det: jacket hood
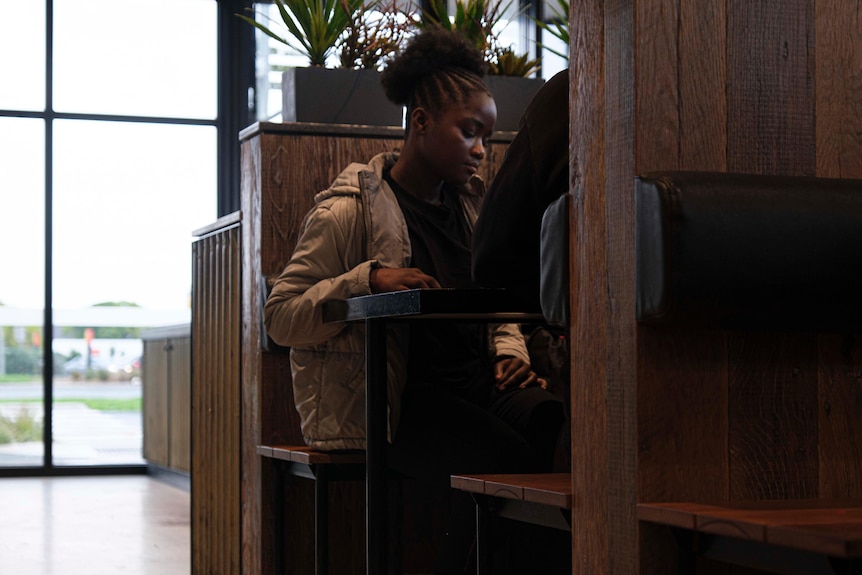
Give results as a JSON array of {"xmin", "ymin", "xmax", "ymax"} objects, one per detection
[
  {"xmin": 314, "ymin": 152, "xmax": 398, "ymax": 203},
  {"xmin": 314, "ymin": 151, "xmax": 485, "ymax": 204}
]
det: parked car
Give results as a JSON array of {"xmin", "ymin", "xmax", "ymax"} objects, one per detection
[{"xmin": 61, "ymin": 355, "xmax": 140, "ymax": 381}]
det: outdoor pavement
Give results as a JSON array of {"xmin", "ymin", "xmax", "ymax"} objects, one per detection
[{"xmin": 0, "ymin": 380, "xmax": 144, "ymax": 467}]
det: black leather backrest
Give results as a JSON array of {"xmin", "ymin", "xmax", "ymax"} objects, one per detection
[
  {"xmin": 635, "ymin": 171, "xmax": 862, "ymax": 333},
  {"xmin": 540, "ymin": 192, "xmax": 572, "ymax": 327}
]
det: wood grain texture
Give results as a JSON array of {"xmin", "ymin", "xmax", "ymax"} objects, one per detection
[
  {"xmin": 637, "ymin": 328, "xmax": 729, "ymax": 501},
  {"xmin": 570, "ymin": 0, "xmax": 861, "ymax": 573},
  {"xmin": 606, "ymin": 0, "xmax": 638, "ymax": 568},
  {"xmin": 639, "ymin": 500, "xmax": 862, "ymax": 558},
  {"xmin": 679, "ymin": 0, "xmax": 726, "ymax": 170},
  {"xmin": 818, "ymin": 335, "xmax": 862, "ymax": 499},
  {"xmin": 727, "ymin": 0, "xmax": 815, "ymax": 176},
  {"xmin": 142, "ymin": 339, "xmax": 169, "ymax": 467},
  {"xmin": 569, "ymin": 0, "xmax": 611, "ymax": 572},
  {"xmin": 815, "ymin": 0, "xmax": 862, "ymax": 178},
  {"xmin": 243, "ymin": 127, "xmax": 406, "ymax": 575},
  {"xmin": 191, "ymin": 224, "xmax": 242, "ymax": 575},
  {"xmin": 169, "ymin": 336, "xmax": 191, "ymax": 472},
  {"xmin": 637, "ymin": 326, "xmax": 728, "ymax": 575},
  {"xmin": 727, "ymin": 332, "xmax": 819, "ymax": 501}
]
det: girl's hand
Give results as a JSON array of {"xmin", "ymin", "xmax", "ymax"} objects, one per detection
[
  {"xmin": 493, "ymin": 357, "xmax": 548, "ymax": 392},
  {"xmin": 370, "ymin": 267, "xmax": 441, "ymax": 293}
]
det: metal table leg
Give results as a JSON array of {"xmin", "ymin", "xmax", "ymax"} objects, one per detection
[{"xmin": 366, "ymin": 317, "xmax": 388, "ymax": 575}]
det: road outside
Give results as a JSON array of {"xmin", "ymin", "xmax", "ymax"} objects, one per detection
[{"xmin": 0, "ymin": 378, "xmax": 144, "ymax": 467}]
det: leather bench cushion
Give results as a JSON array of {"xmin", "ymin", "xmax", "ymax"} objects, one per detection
[{"xmin": 636, "ymin": 171, "xmax": 862, "ymax": 332}]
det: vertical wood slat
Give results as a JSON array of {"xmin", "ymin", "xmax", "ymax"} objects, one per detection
[
  {"xmin": 192, "ymin": 217, "xmax": 242, "ymax": 575},
  {"xmin": 726, "ymin": 0, "xmax": 815, "ymax": 176},
  {"xmin": 169, "ymin": 335, "xmax": 191, "ymax": 473},
  {"xmin": 569, "ymin": 0, "xmax": 610, "ymax": 571},
  {"xmin": 815, "ymin": 0, "xmax": 862, "ymax": 178},
  {"xmin": 572, "ymin": 0, "xmax": 862, "ymax": 574},
  {"xmin": 727, "ymin": 332, "xmax": 820, "ymax": 500},
  {"xmin": 818, "ymin": 335, "xmax": 862, "ymax": 498},
  {"xmin": 142, "ymin": 338, "xmax": 169, "ymax": 467},
  {"xmin": 141, "ymin": 326, "xmax": 191, "ymax": 474}
]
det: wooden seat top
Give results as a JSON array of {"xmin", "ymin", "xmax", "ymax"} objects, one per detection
[
  {"xmin": 451, "ymin": 473, "xmax": 572, "ymax": 510},
  {"xmin": 638, "ymin": 500, "xmax": 862, "ymax": 558},
  {"xmin": 256, "ymin": 445, "xmax": 366, "ymax": 465}
]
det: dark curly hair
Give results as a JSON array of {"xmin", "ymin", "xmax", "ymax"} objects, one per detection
[{"xmin": 381, "ymin": 27, "xmax": 490, "ymax": 119}]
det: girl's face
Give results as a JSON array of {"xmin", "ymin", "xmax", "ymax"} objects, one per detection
[{"xmin": 419, "ymin": 91, "xmax": 497, "ymax": 186}]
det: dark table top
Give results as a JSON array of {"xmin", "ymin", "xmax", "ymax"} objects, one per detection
[{"xmin": 323, "ymin": 288, "xmax": 545, "ymax": 323}]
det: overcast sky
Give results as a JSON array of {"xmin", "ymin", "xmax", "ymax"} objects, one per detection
[{"xmin": 0, "ymin": 0, "xmax": 217, "ymax": 313}]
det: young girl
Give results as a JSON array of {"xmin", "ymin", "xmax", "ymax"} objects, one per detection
[{"xmin": 264, "ymin": 28, "xmax": 564, "ymax": 573}]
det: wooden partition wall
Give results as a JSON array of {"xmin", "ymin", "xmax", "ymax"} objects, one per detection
[
  {"xmin": 236, "ymin": 122, "xmax": 515, "ymax": 575},
  {"xmin": 569, "ymin": 1, "xmax": 862, "ymax": 574},
  {"xmin": 191, "ymin": 213, "xmax": 242, "ymax": 575}
]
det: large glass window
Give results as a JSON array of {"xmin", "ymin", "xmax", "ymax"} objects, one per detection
[
  {"xmin": 0, "ymin": 118, "xmax": 45, "ymax": 466},
  {"xmin": 50, "ymin": 120, "xmax": 215, "ymax": 466},
  {"xmin": 53, "ymin": 0, "xmax": 217, "ymax": 119},
  {"xmin": 0, "ymin": 0, "xmax": 217, "ymax": 471},
  {"xmin": 0, "ymin": 2, "xmax": 46, "ymax": 111}
]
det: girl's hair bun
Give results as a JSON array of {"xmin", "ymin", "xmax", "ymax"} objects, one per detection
[{"xmin": 381, "ymin": 27, "xmax": 487, "ymax": 107}]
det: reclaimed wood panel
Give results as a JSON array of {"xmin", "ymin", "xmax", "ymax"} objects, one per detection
[
  {"xmin": 239, "ymin": 122, "xmax": 515, "ymax": 575},
  {"xmin": 569, "ymin": 0, "xmax": 611, "ymax": 573},
  {"xmin": 727, "ymin": 332, "xmax": 820, "ymax": 500},
  {"xmin": 243, "ymin": 125, "xmax": 402, "ymax": 575},
  {"xmin": 818, "ymin": 335, "xmax": 862, "ymax": 499},
  {"xmin": 632, "ymin": 0, "xmax": 729, "ymax": 572},
  {"xmin": 571, "ymin": 0, "xmax": 862, "ymax": 573},
  {"xmin": 727, "ymin": 0, "xmax": 815, "ymax": 176},
  {"xmin": 815, "ymin": 0, "xmax": 862, "ymax": 179}
]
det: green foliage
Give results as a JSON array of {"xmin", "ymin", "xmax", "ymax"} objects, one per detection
[
  {"xmin": 0, "ymin": 398, "xmax": 142, "ymax": 412},
  {"xmin": 420, "ymin": 0, "xmax": 535, "ymax": 76},
  {"xmin": 531, "ymin": 0, "xmax": 569, "ymax": 61},
  {"xmin": 488, "ymin": 46, "xmax": 540, "ymax": 77},
  {"xmin": 4, "ymin": 347, "xmax": 41, "ymax": 375},
  {"xmin": 60, "ymin": 326, "xmax": 142, "ymax": 338},
  {"xmin": 57, "ymin": 398, "xmax": 142, "ymax": 412},
  {"xmin": 0, "ymin": 374, "xmax": 35, "ymax": 383},
  {"xmin": 422, "ymin": 0, "xmax": 498, "ymax": 57},
  {"xmin": 0, "ymin": 407, "xmax": 43, "ymax": 445},
  {"xmin": 237, "ymin": 0, "xmax": 365, "ymax": 67}
]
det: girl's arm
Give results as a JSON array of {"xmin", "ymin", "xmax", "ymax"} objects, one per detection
[{"xmin": 264, "ymin": 197, "xmax": 373, "ymax": 348}]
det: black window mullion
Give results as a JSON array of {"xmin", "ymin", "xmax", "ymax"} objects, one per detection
[
  {"xmin": 217, "ymin": 0, "xmax": 256, "ymax": 216},
  {"xmin": 43, "ymin": 0, "xmax": 54, "ymax": 469}
]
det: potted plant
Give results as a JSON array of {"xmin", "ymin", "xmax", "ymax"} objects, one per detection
[
  {"xmin": 531, "ymin": 0, "xmax": 569, "ymax": 62},
  {"xmin": 237, "ymin": 0, "xmax": 414, "ymax": 126},
  {"xmin": 420, "ymin": 0, "xmax": 544, "ymax": 131}
]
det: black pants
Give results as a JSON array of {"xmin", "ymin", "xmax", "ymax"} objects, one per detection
[{"xmin": 389, "ymin": 380, "xmax": 565, "ymax": 574}]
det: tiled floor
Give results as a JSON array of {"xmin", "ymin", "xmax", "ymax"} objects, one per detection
[{"xmin": 0, "ymin": 475, "xmax": 190, "ymax": 575}]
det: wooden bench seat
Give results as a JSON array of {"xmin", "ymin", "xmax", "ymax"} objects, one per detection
[
  {"xmin": 451, "ymin": 472, "xmax": 573, "ymax": 510},
  {"xmin": 256, "ymin": 444, "xmax": 365, "ymax": 466},
  {"xmin": 451, "ymin": 473, "xmax": 572, "ymax": 575},
  {"xmin": 257, "ymin": 445, "xmax": 366, "ymax": 575},
  {"xmin": 638, "ymin": 500, "xmax": 862, "ymax": 574}
]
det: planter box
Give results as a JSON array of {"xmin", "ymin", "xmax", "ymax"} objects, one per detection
[
  {"xmin": 485, "ymin": 76, "xmax": 546, "ymax": 132},
  {"xmin": 282, "ymin": 67, "xmax": 404, "ymax": 127}
]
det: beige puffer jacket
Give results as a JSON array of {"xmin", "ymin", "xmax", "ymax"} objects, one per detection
[{"xmin": 263, "ymin": 152, "xmax": 531, "ymax": 450}]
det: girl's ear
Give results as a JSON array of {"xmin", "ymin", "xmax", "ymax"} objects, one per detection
[{"xmin": 410, "ymin": 107, "xmax": 430, "ymax": 133}]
